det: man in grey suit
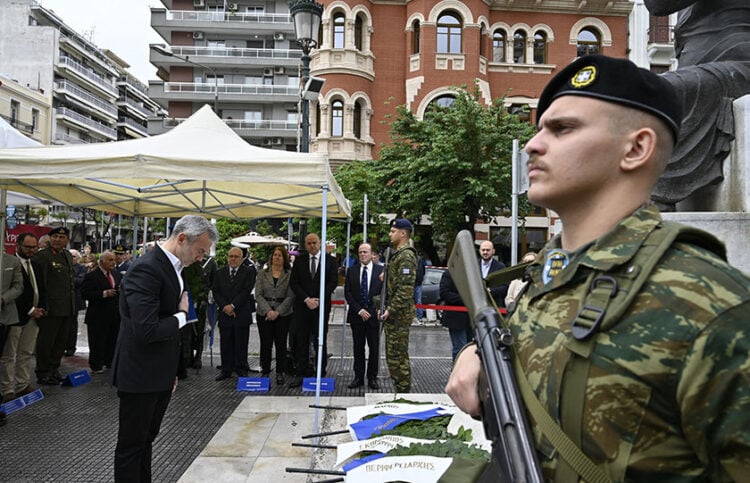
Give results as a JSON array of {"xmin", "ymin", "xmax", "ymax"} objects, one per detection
[
  {"xmin": 1, "ymin": 251, "xmax": 24, "ymax": 405},
  {"xmin": 111, "ymin": 215, "xmax": 217, "ymax": 483},
  {"xmin": 212, "ymin": 247, "xmax": 256, "ymax": 380}
]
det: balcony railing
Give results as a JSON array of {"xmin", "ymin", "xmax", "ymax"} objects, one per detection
[
  {"xmin": 166, "ymin": 9, "xmax": 292, "ymax": 25},
  {"xmin": 56, "ymin": 107, "xmax": 117, "ymax": 138},
  {"xmin": 117, "ymin": 96, "xmax": 152, "ymax": 118},
  {"xmin": 118, "ymin": 117, "xmax": 148, "ymax": 135},
  {"xmin": 155, "ymin": 117, "xmax": 296, "ymax": 131},
  {"xmin": 56, "ymin": 80, "xmax": 118, "ymax": 117},
  {"xmin": 163, "ymin": 82, "xmax": 298, "ymax": 96},
  {"xmin": 117, "ymin": 74, "xmax": 149, "ymax": 97},
  {"xmin": 57, "ymin": 56, "xmax": 118, "ymax": 96},
  {"xmin": 170, "ymin": 46, "xmax": 302, "ymax": 60},
  {"xmin": 54, "ymin": 132, "xmax": 89, "ymax": 144}
]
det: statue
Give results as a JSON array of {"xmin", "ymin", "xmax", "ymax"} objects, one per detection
[{"xmin": 646, "ymin": 0, "xmax": 750, "ymax": 207}]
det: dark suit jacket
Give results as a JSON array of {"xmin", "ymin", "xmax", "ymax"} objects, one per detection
[
  {"xmin": 290, "ymin": 252, "xmax": 338, "ymax": 309},
  {"xmin": 111, "ymin": 246, "xmax": 183, "ymax": 393},
  {"xmin": 439, "ymin": 270, "xmax": 470, "ymax": 330},
  {"xmin": 81, "ymin": 268, "xmax": 121, "ymax": 326},
  {"xmin": 212, "ymin": 264, "xmax": 256, "ymax": 324},
  {"xmin": 344, "ymin": 262, "xmax": 383, "ymax": 324},
  {"xmin": 483, "ymin": 258, "xmax": 508, "ymax": 307},
  {"xmin": 15, "ymin": 257, "xmax": 47, "ymax": 326}
]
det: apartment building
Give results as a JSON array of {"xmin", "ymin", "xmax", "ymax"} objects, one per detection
[
  {"xmin": 148, "ymin": 0, "xmax": 302, "ymax": 149},
  {"xmin": 0, "ymin": 0, "xmax": 160, "ymax": 145},
  {"xmin": 0, "ymin": 74, "xmax": 51, "ymax": 145}
]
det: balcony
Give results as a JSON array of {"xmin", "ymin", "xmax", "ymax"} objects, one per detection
[
  {"xmin": 116, "ymin": 96, "xmax": 152, "ymax": 121},
  {"xmin": 56, "ymin": 56, "xmax": 118, "ymax": 97},
  {"xmin": 148, "ymin": 81, "xmax": 298, "ymax": 105},
  {"xmin": 147, "ymin": 116, "xmax": 296, "ymax": 138},
  {"xmin": 54, "ymin": 132, "xmax": 89, "ymax": 145},
  {"xmin": 151, "ymin": 8, "xmax": 294, "ymax": 38},
  {"xmin": 117, "ymin": 116, "xmax": 148, "ymax": 138},
  {"xmin": 647, "ymin": 23, "xmax": 675, "ymax": 67},
  {"xmin": 117, "ymin": 75, "xmax": 150, "ymax": 101},
  {"xmin": 56, "ymin": 107, "xmax": 117, "ymax": 140},
  {"xmin": 151, "ymin": 45, "xmax": 302, "ymax": 70},
  {"xmin": 54, "ymin": 80, "xmax": 118, "ymax": 119}
]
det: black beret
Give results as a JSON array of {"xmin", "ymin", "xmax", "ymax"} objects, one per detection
[
  {"xmin": 536, "ymin": 55, "xmax": 682, "ymax": 142},
  {"xmin": 391, "ymin": 218, "xmax": 413, "ymax": 232},
  {"xmin": 48, "ymin": 226, "xmax": 70, "ymax": 237},
  {"xmin": 113, "ymin": 243, "xmax": 127, "ymax": 254}
]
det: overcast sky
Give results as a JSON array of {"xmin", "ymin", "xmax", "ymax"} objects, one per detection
[{"xmin": 40, "ymin": 0, "xmax": 163, "ymax": 83}]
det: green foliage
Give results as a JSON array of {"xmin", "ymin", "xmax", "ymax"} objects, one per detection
[
  {"xmin": 214, "ymin": 218, "xmax": 249, "ymax": 264},
  {"xmin": 386, "ymin": 439, "xmax": 490, "ymax": 462},
  {"xmin": 371, "ymin": 85, "xmax": 536, "ymax": 243},
  {"xmin": 376, "ymin": 415, "xmax": 467, "ymax": 441}
]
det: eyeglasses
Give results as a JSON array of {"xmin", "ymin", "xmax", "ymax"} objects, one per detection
[{"xmin": 21, "ymin": 245, "xmax": 38, "ymax": 250}]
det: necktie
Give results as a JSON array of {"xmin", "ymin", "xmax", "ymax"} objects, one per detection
[
  {"xmin": 27, "ymin": 259, "xmax": 39, "ymax": 307},
  {"xmin": 106, "ymin": 271, "xmax": 115, "ymax": 289},
  {"xmin": 230, "ymin": 268, "xmax": 237, "ymax": 281},
  {"xmin": 310, "ymin": 255, "xmax": 317, "ymax": 277},
  {"xmin": 360, "ymin": 266, "xmax": 369, "ymax": 307}
]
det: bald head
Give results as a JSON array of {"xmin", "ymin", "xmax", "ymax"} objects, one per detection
[
  {"xmin": 479, "ymin": 241, "xmax": 495, "ymax": 262},
  {"xmin": 227, "ymin": 247, "xmax": 244, "ymax": 268}
]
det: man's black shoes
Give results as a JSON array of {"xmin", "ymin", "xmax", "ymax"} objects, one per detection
[
  {"xmin": 368, "ymin": 379, "xmax": 380, "ymax": 390},
  {"xmin": 347, "ymin": 379, "xmax": 364, "ymax": 389},
  {"xmin": 288, "ymin": 377, "xmax": 303, "ymax": 388},
  {"xmin": 215, "ymin": 372, "xmax": 231, "ymax": 381}
]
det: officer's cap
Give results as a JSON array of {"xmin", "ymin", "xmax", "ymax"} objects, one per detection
[
  {"xmin": 536, "ymin": 55, "xmax": 682, "ymax": 142},
  {"xmin": 113, "ymin": 243, "xmax": 127, "ymax": 254},
  {"xmin": 48, "ymin": 226, "xmax": 70, "ymax": 237},
  {"xmin": 391, "ymin": 218, "xmax": 413, "ymax": 233}
]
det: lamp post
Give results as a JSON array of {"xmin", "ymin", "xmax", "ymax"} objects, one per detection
[
  {"xmin": 290, "ymin": 0, "xmax": 323, "ymax": 153},
  {"xmin": 152, "ymin": 45, "xmax": 219, "ymax": 114}
]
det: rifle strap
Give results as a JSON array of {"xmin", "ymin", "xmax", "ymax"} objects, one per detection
[{"xmin": 514, "ymin": 353, "xmax": 612, "ymax": 483}]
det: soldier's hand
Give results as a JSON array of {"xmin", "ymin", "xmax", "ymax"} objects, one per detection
[{"xmin": 445, "ymin": 345, "xmax": 482, "ymax": 418}]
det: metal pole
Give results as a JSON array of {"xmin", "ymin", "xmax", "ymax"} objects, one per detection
[
  {"xmin": 338, "ymin": 218, "xmax": 351, "ymax": 375},
  {"xmin": 511, "ymin": 139, "xmax": 519, "ymax": 266},
  {"xmin": 314, "ymin": 186, "xmax": 329, "ymax": 432},
  {"xmin": 300, "ymin": 49, "xmax": 311, "ymax": 153},
  {"xmin": 362, "ymin": 193, "xmax": 368, "ymax": 242}
]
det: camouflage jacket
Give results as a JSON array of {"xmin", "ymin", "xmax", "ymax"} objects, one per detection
[
  {"xmin": 510, "ymin": 205, "xmax": 750, "ymax": 482},
  {"xmin": 385, "ymin": 242, "xmax": 417, "ymax": 321}
]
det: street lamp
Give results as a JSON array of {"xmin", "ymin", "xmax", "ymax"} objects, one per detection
[
  {"xmin": 152, "ymin": 44, "xmax": 219, "ymax": 114},
  {"xmin": 290, "ymin": 0, "xmax": 323, "ymax": 153}
]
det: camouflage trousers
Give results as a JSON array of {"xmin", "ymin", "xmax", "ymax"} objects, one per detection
[{"xmin": 383, "ymin": 317, "xmax": 411, "ymax": 392}]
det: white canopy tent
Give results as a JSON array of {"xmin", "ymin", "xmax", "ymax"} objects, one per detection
[{"xmin": 0, "ymin": 105, "xmax": 350, "ymax": 220}]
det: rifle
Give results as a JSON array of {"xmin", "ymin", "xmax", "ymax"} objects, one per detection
[
  {"xmin": 448, "ymin": 230, "xmax": 543, "ymax": 483},
  {"xmin": 377, "ymin": 247, "xmax": 391, "ymax": 333}
]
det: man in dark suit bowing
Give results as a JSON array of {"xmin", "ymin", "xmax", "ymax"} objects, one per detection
[
  {"xmin": 81, "ymin": 250, "xmax": 121, "ymax": 374},
  {"xmin": 111, "ymin": 215, "xmax": 217, "ymax": 483},
  {"xmin": 343, "ymin": 242, "xmax": 383, "ymax": 390},
  {"xmin": 289, "ymin": 233, "xmax": 338, "ymax": 387},
  {"xmin": 212, "ymin": 246, "xmax": 256, "ymax": 380}
]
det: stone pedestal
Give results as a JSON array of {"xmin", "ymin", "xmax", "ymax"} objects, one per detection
[{"xmin": 664, "ymin": 95, "xmax": 749, "ymax": 274}]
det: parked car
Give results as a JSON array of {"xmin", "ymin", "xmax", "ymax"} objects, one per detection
[{"xmin": 420, "ymin": 266, "xmax": 447, "ymax": 320}]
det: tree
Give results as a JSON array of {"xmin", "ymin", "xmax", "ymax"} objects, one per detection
[{"xmin": 372, "ymin": 86, "xmax": 536, "ymax": 254}]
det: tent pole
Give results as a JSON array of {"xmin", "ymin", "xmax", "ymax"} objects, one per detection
[
  {"xmin": 131, "ymin": 215, "xmax": 139, "ymax": 258},
  {"xmin": 313, "ymin": 185, "xmax": 329, "ymax": 433},
  {"xmin": 0, "ymin": 189, "xmax": 6, "ymax": 291},
  {"xmin": 338, "ymin": 218, "xmax": 351, "ymax": 376}
]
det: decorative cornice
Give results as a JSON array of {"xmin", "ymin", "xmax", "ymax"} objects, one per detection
[{"xmin": 369, "ymin": 0, "xmax": 633, "ymax": 16}]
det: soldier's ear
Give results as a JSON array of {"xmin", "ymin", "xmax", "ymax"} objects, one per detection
[{"xmin": 620, "ymin": 127, "xmax": 656, "ymax": 173}]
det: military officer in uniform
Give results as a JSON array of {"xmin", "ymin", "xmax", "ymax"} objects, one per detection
[
  {"xmin": 446, "ymin": 55, "xmax": 750, "ymax": 480},
  {"xmin": 32, "ymin": 227, "xmax": 76, "ymax": 385},
  {"xmin": 378, "ymin": 218, "xmax": 418, "ymax": 393}
]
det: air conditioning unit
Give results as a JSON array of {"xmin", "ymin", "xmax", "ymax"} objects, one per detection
[
  {"xmin": 274, "ymin": 33, "xmax": 285, "ymax": 41},
  {"xmin": 263, "ymin": 138, "xmax": 273, "ymax": 146},
  {"xmin": 228, "ymin": 3, "xmax": 239, "ymax": 11},
  {"xmin": 274, "ymin": 66, "xmax": 285, "ymax": 75},
  {"xmin": 263, "ymin": 67, "xmax": 274, "ymax": 76},
  {"xmin": 272, "ymin": 137, "xmax": 283, "ymax": 145},
  {"xmin": 193, "ymin": 0, "xmax": 205, "ymax": 7},
  {"xmin": 192, "ymin": 31, "xmax": 205, "ymax": 40}
]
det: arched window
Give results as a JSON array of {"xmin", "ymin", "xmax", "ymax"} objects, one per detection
[
  {"xmin": 353, "ymin": 101, "xmax": 362, "ymax": 139},
  {"xmin": 354, "ymin": 14, "xmax": 364, "ymax": 51},
  {"xmin": 479, "ymin": 26, "xmax": 486, "ymax": 58},
  {"xmin": 513, "ymin": 30, "xmax": 526, "ymax": 63},
  {"xmin": 331, "ymin": 99, "xmax": 344, "ymax": 136},
  {"xmin": 412, "ymin": 20, "xmax": 420, "ymax": 54},
  {"xmin": 429, "ymin": 94, "xmax": 456, "ymax": 110},
  {"xmin": 436, "ymin": 12, "xmax": 462, "ymax": 54},
  {"xmin": 533, "ymin": 32, "xmax": 547, "ymax": 64},
  {"xmin": 333, "ymin": 13, "xmax": 345, "ymax": 49},
  {"xmin": 577, "ymin": 28, "xmax": 600, "ymax": 57},
  {"xmin": 492, "ymin": 29, "xmax": 506, "ymax": 62}
]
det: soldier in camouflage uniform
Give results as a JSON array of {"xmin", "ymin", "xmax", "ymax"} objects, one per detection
[
  {"xmin": 446, "ymin": 55, "xmax": 750, "ymax": 481},
  {"xmin": 380, "ymin": 218, "xmax": 418, "ymax": 393}
]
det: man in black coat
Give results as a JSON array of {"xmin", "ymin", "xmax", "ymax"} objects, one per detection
[
  {"xmin": 478, "ymin": 241, "xmax": 507, "ymax": 306},
  {"xmin": 289, "ymin": 233, "xmax": 338, "ymax": 387},
  {"xmin": 111, "ymin": 215, "xmax": 217, "ymax": 483},
  {"xmin": 81, "ymin": 251, "xmax": 121, "ymax": 373},
  {"xmin": 212, "ymin": 247, "xmax": 256, "ymax": 380},
  {"xmin": 343, "ymin": 242, "xmax": 383, "ymax": 390}
]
